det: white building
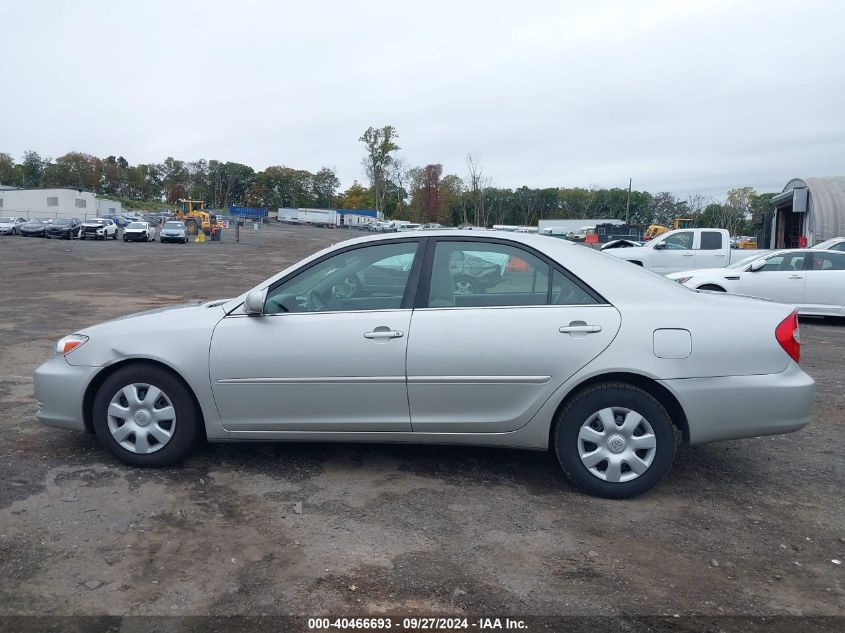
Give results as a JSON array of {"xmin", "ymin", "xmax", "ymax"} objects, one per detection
[
  {"xmin": 538, "ymin": 218, "xmax": 623, "ymax": 234},
  {"xmin": 0, "ymin": 188, "xmax": 122, "ymax": 220}
]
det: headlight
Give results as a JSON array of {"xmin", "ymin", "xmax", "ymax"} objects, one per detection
[
  {"xmin": 675, "ymin": 277, "xmax": 693, "ymax": 284},
  {"xmin": 56, "ymin": 334, "xmax": 88, "ymax": 355}
]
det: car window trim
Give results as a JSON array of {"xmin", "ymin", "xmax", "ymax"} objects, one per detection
[
  {"xmin": 252, "ymin": 237, "xmax": 428, "ymax": 315},
  {"xmin": 413, "ymin": 235, "xmax": 608, "ymax": 309}
]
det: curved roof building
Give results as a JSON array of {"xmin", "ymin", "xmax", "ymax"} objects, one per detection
[{"xmin": 769, "ymin": 176, "xmax": 845, "ymax": 247}]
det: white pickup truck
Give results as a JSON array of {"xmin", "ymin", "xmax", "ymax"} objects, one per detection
[{"xmin": 606, "ymin": 228, "xmax": 768, "ymax": 274}]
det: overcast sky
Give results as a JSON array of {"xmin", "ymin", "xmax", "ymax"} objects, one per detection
[{"xmin": 2, "ymin": 0, "xmax": 844, "ymax": 199}]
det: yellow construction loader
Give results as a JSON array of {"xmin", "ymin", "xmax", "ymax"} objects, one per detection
[{"xmin": 174, "ymin": 199, "xmax": 217, "ymax": 235}]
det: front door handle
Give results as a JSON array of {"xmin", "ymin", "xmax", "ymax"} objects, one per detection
[
  {"xmin": 559, "ymin": 324, "xmax": 602, "ymax": 334},
  {"xmin": 788, "ymin": 275, "xmax": 803, "ymax": 280},
  {"xmin": 682, "ymin": 253, "xmax": 694, "ymax": 257},
  {"xmin": 364, "ymin": 328, "xmax": 404, "ymax": 340}
]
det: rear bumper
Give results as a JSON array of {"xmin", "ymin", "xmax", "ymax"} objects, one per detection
[
  {"xmin": 33, "ymin": 356, "xmax": 100, "ymax": 432},
  {"xmin": 660, "ymin": 362, "xmax": 815, "ymax": 444}
]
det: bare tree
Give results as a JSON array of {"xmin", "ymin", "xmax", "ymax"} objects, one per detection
[
  {"xmin": 686, "ymin": 193, "xmax": 710, "ymax": 226},
  {"xmin": 466, "ymin": 154, "xmax": 490, "ymax": 227},
  {"xmin": 389, "ymin": 156, "xmax": 409, "ymax": 216}
]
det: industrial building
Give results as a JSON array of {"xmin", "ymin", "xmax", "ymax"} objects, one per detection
[
  {"xmin": 0, "ymin": 188, "xmax": 123, "ymax": 220},
  {"xmin": 762, "ymin": 176, "xmax": 845, "ymax": 248}
]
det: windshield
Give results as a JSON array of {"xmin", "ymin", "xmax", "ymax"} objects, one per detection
[
  {"xmin": 54, "ymin": 219, "xmax": 72, "ymax": 225},
  {"xmin": 164, "ymin": 222, "xmax": 184, "ymax": 229},
  {"xmin": 127, "ymin": 222, "xmax": 145, "ymax": 229},
  {"xmin": 0, "ymin": 217, "xmax": 14, "ymax": 223},
  {"xmin": 728, "ymin": 253, "xmax": 768, "ymax": 269}
]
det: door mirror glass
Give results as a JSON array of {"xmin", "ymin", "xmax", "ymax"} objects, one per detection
[
  {"xmin": 749, "ymin": 259, "xmax": 766, "ymax": 272},
  {"xmin": 244, "ymin": 289, "xmax": 267, "ymax": 314}
]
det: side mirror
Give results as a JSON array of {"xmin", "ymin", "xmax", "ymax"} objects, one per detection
[
  {"xmin": 244, "ymin": 289, "xmax": 267, "ymax": 315},
  {"xmin": 749, "ymin": 259, "xmax": 766, "ymax": 272},
  {"xmin": 653, "ymin": 242, "xmax": 666, "ymax": 250}
]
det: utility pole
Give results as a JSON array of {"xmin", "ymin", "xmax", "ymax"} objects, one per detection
[{"xmin": 625, "ymin": 178, "xmax": 632, "ymax": 224}]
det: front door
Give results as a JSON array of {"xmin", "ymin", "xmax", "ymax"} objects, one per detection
[
  {"xmin": 651, "ymin": 230, "xmax": 695, "ymax": 273},
  {"xmin": 406, "ymin": 239, "xmax": 621, "ymax": 433},
  {"xmin": 739, "ymin": 251, "xmax": 808, "ymax": 305},
  {"xmin": 209, "ymin": 240, "xmax": 423, "ymax": 432}
]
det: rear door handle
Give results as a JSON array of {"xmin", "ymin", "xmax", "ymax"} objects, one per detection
[
  {"xmin": 682, "ymin": 253, "xmax": 694, "ymax": 257},
  {"xmin": 789, "ymin": 275, "xmax": 803, "ymax": 280},
  {"xmin": 559, "ymin": 325, "xmax": 602, "ymax": 334},
  {"xmin": 364, "ymin": 329, "xmax": 404, "ymax": 339}
]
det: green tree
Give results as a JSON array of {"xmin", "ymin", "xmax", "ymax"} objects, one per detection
[
  {"xmin": 0, "ymin": 153, "xmax": 17, "ymax": 186},
  {"xmin": 360, "ymin": 125, "xmax": 399, "ymax": 214},
  {"xmin": 312, "ymin": 167, "xmax": 340, "ymax": 208},
  {"xmin": 20, "ymin": 151, "xmax": 44, "ymax": 187}
]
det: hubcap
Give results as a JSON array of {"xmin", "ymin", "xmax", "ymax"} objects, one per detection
[
  {"xmin": 107, "ymin": 383, "xmax": 177, "ymax": 454},
  {"xmin": 454, "ymin": 280, "xmax": 474, "ymax": 295},
  {"xmin": 577, "ymin": 407, "xmax": 657, "ymax": 483}
]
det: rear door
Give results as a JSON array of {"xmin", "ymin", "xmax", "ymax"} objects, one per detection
[
  {"xmin": 803, "ymin": 251, "xmax": 845, "ymax": 315},
  {"xmin": 694, "ymin": 230, "xmax": 727, "ymax": 269},
  {"xmin": 406, "ymin": 238, "xmax": 621, "ymax": 433},
  {"xmin": 738, "ymin": 251, "xmax": 808, "ymax": 305}
]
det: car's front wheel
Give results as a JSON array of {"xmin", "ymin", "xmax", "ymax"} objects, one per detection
[
  {"xmin": 553, "ymin": 382, "xmax": 676, "ymax": 499},
  {"xmin": 454, "ymin": 276, "xmax": 478, "ymax": 295},
  {"xmin": 92, "ymin": 364, "xmax": 201, "ymax": 467}
]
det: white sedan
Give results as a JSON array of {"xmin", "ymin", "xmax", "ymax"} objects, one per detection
[
  {"xmin": 123, "ymin": 221, "xmax": 156, "ymax": 242},
  {"xmin": 667, "ymin": 249, "xmax": 845, "ymax": 317}
]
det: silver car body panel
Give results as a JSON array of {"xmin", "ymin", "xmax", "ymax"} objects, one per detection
[{"xmin": 34, "ymin": 231, "xmax": 815, "ymax": 448}]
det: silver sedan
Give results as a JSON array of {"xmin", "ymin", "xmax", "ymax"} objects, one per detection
[{"xmin": 34, "ymin": 231, "xmax": 815, "ymax": 498}]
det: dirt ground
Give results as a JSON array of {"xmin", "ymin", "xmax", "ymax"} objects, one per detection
[{"xmin": 0, "ymin": 225, "xmax": 842, "ymax": 621}]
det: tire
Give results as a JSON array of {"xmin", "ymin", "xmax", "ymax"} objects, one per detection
[
  {"xmin": 123, "ymin": 237, "xmax": 128, "ymax": 242},
  {"xmin": 453, "ymin": 276, "xmax": 478, "ymax": 295},
  {"xmin": 697, "ymin": 284, "xmax": 726, "ymax": 292},
  {"xmin": 552, "ymin": 382, "xmax": 676, "ymax": 499},
  {"xmin": 92, "ymin": 363, "xmax": 201, "ymax": 467}
]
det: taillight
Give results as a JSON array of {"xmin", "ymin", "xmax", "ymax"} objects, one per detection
[{"xmin": 775, "ymin": 310, "xmax": 800, "ymax": 363}]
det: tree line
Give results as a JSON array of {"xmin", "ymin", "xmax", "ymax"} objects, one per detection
[
  {"xmin": 0, "ymin": 151, "xmax": 340, "ymax": 210},
  {"xmin": 2, "ymin": 129, "xmax": 774, "ymax": 234}
]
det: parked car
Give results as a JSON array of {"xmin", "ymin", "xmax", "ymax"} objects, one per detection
[
  {"xmin": 160, "ymin": 221, "xmax": 188, "ymax": 244},
  {"xmin": 607, "ymin": 228, "xmax": 768, "ymax": 274},
  {"xmin": 19, "ymin": 219, "xmax": 49, "ymax": 237},
  {"xmin": 812, "ymin": 236, "xmax": 845, "ymax": 252},
  {"xmin": 667, "ymin": 248, "xmax": 845, "ymax": 317},
  {"xmin": 123, "ymin": 221, "xmax": 156, "ymax": 242},
  {"xmin": 0, "ymin": 217, "xmax": 27, "ymax": 235},
  {"xmin": 80, "ymin": 218, "xmax": 118, "ymax": 240},
  {"xmin": 416, "ymin": 223, "xmax": 443, "ymax": 231},
  {"xmin": 370, "ymin": 221, "xmax": 393, "ymax": 233},
  {"xmin": 396, "ymin": 223, "xmax": 421, "ymax": 232},
  {"xmin": 102, "ymin": 214, "xmax": 131, "ymax": 228},
  {"xmin": 34, "ymin": 231, "xmax": 815, "ymax": 499},
  {"xmin": 45, "ymin": 218, "xmax": 82, "ymax": 239}
]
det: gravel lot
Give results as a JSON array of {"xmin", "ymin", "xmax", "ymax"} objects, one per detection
[{"xmin": 0, "ymin": 226, "xmax": 842, "ymax": 620}]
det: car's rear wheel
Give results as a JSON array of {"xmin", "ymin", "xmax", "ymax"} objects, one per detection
[
  {"xmin": 92, "ymin": 364, "xmax": 201, "ymax": 466},
  {"xmin": 553, "ymin": 382, "xmax": 676, "ymax": 498}
]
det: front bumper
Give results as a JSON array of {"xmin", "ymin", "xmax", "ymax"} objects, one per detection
[
  {"xmin": 34, "ymin": 356, "xmax": 100, "ymax": 432},
  {"xmin": 660, "ymin": 362, "xmax": 815, "ymax": 444},
  {"xmin": 123, "ymin": 232, "xmax": 147, "ymax": 241}
]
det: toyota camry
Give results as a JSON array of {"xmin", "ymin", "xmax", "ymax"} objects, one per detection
[{"xmin": 33, "ymin": 231, "xmax": 815, "ymax": 498}]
